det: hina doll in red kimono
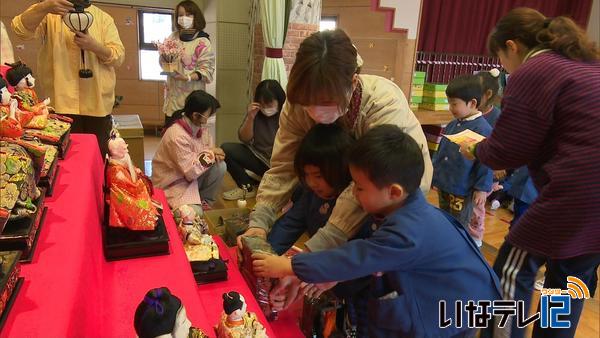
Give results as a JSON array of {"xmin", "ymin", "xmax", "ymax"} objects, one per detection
[
  {"xmin": 5, "ymin": 61, "xmax": 50, "ymax": 128},
  {"xmin": 106, "ymin": 132, "xmax": 158, "ymax": 231},
  {"xmin": 0, "ymin": 76, "xmax": 23, "ymax": 138}
]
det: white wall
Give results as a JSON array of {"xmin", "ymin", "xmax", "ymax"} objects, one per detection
[{"xmin": 587, "ymin": 0, "xmax": 599, "ymax": 45}]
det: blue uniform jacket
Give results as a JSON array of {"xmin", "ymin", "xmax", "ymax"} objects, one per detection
[
  {"xmin": 433, "ymin": 116, "xmax": 493, "ymax": 196},
  {"xmin": 292, "ymin": 191, "xmax": 502, "ymax": 337},
  {"xmin": 268, "ymin": 185, "xmax": 372, "ymax": 255},
  {"xmin": 506, "ymin": 167, "xmax": 538, "ymax": 205},
  {"xmin": 483, "ymin": 106, "xmax": 501, "ymax": 127}
]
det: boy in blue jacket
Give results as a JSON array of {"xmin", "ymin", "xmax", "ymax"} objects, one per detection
[
  {"xmin": 253, "ymin": 125, "xmax": 501, "ymax": 337},
  {"xmin": 433, "ymin": 75, "xmax": 493, "ymax": 247}
]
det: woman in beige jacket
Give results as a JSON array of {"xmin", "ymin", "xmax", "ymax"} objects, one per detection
[{"xmin": 240, "ymin": 29, "xmax": 432, "ymax": 253}]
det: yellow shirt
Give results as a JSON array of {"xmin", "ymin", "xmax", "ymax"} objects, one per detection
[{"xmin": 12, "ymin": 5, "xmax": 124, "ymax": 117}]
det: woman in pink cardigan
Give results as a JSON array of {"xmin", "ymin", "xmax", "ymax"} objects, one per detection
[{"xmin": 152, "ymin": 90, "xmax": 226, "ymax": 219}]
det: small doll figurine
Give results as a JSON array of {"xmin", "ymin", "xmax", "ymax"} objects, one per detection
[
  {"xmin": 134, "ymin": 287, "xmax": 209, "ymax": 338},
  {"xmin": 215, "ymin": 291, "xmax": 268, "ymax": 338},
  {"xmin": 0, "ymin": 76, "xmax": 22, "ymax": 138},
  {"xmin": 5, "ymin": 61, "xmax": 50, "ymax": 128},
  {"xmin": 106, "ymin": 130, "xmax": 159, "ymax": 231}
]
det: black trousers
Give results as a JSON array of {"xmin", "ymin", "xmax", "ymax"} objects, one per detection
[
  {"xmin": 483, "ymin": 241, "xmax": 599, "ymax": 338},
  {"xmin": 69, "ymin": 114, "xmax": 113, "ymax": 159},
  {"xmin": 221, "ymin": 142, "xmax": 268, "ymax": 188}
]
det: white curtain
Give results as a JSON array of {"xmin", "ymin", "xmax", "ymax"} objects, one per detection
[{"xmin": 260, "ymin": 0, "xmax": 288, "ymax": 89}]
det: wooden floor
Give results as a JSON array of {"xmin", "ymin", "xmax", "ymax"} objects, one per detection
[{"xmin": 143, "ymin": 135, "xmax": 599, "ymax": 337}]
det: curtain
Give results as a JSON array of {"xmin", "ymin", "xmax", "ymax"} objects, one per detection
[
  {"xmin": 260, "ymin": 0, "xmax": 288, "ymax": 89},
  {"xmin": 418, "ymin": 0, "xmax": 594, "ymax": 54}
]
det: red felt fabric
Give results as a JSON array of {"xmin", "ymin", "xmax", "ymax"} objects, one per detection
[
  {"xmin": 0, "ymin": 134, "xmax": 296, "ymax": 337},
  {"xmin": 197, "ymin": 237, "xmax": 304, "ymax": 338}
]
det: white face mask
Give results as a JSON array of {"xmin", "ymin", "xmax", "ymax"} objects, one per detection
[
  {"xmin": 178, "ymin": 16, "xmax": 194, "ymax": 29},
  {"xmin": 305, "ymin": 105, "xmax": 344, "ymax": 124},
  {"xmin": 0, "ymin": 88, "xmax": 10, "ymax": 105},
  {"xmin": 262, "ymin": 107, "xmax": 278, "ymax": 117}
]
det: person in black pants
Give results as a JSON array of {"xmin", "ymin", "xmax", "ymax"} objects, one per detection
[{"xmin": 221, "ymin": 80, "xmax": 285, "ymax": 200}]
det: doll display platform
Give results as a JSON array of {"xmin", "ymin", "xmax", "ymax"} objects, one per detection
[
  {"xmin": 0, "ymin": 188, "xmax": 48, "ymax": 262},
  {"xmin": 102, "ymin": 200, "xmax": 170, "ymax": 261},
  {"xmin": 0, "ymin": 251, "xmax": 23, "ymax": 330}
]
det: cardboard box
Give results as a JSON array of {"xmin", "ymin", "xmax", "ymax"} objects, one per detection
[{"xmin": 113, "ymin": 114, "xmax": 145, "ymax": 170}]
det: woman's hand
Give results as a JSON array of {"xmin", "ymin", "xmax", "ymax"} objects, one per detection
[
  {"xmin": 247, "ymin": 102, "xmax": 261, "ymax": 119},
  {"xmin": 459, "ymin": 140, "xmax": 479, "ymax": 161},
  {"xmin": 236, "ymin": 227, "xmax": 267, "ymax": 249},
  {"xmin": 252, "ymin": 253, "xmax": 293, "ymax": 278},
  {"xmin": 42, "ymin": 0, "xmax": 74, "ymax": 16},
  {"xmin": 171, "ymin": 71, "xmax": 189, "ymax": 82},
  {"xmin": 212, "ymin": 147, "xmax": 225, "ymax": 162}
]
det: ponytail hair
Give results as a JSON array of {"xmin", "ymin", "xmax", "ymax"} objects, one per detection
[{"xmin": 488, "ymin": 7, "xmax": 599, "ymax": 62}]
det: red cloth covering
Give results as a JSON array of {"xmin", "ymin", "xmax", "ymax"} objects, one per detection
[
  {"xmin": 197, "ymin": 237, "xmax": 304, "ymax": 338},
  {"xmin": 1, "ymin": 134, "xmax": 299, "ymax": 337},
  {"xmin": 0, "ymin": 136, "xmax": 183, "ymax": 336}
]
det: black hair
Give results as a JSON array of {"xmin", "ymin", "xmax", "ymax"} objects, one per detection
[
  {"xmin": 164, "ymin": 90, "xmax": 220, "ymax": 131},
  {"xmin": 445, "ymin": 74, "xmax": 483, "ymax": 107},
  {"xmin": 476, "ymin": 70, "xmax": 501, "ymax": 108},
  {"xmin": 294, "ymin": 124, "xmax": 354, "ymax": 195},
  {"xmin": 0, "ymin": 75, "xmax": 6, "ymax": 89},
  {"xmin": 254, "ymin": 79, "xmax": 286, "ymax": 113},
  {"xmin": 348, "ymin": 125, "xmax": 424, "ymax": 194},
  {"xmin": 134, "ymin": 287, "xmax": 182, "ymax": 338}
]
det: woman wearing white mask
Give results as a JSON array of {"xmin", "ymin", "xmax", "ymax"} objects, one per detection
[
  {"xmin": 221, "ymin": 80, "xmax": 285, "ymax": 200},
  {"xmin": 238, "ymin": 29, "xmax": 433, "ymax": 255},
  {"xmin": 162, "ymin": 0, "xmax": 215, "ymax": 127}
]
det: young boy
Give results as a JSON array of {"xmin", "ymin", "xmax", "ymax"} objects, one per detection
[
  {"xmin": 433, "ymin": 75, "xmax": 493, "ymax": 247},
  {"xmin": 253, "ymin": 125, "xmax": 501, "ymax": 337}
]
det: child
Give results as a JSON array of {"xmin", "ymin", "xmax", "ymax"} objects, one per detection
[
  {"xmin": 433, "ymin": 75, "xmax": 493, "ymax": 246},
  {"xmin": 221, "ymin": 79, "xmax": 285, "ymax": 200},
  {"xmin": 477, "ymin": 69, "xmax": 502, "ymax": 127},
  {"xmin": 252, "ymin": 125, "xmax": 501, "ymax": 337},
  {"xmin": 152, "ymin": 90, "xmax": 226, "ymax": 220},
  {"xmin": 267, "ymin": 123, "xmax": 364, "ymax": 255},
  {"xmin": 267, "ymin": 123, "xmax": 372, "ymax": 336}
]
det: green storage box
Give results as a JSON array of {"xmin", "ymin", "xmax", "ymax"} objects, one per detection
[
  {"xmin": 424, "ymin": 83, "xmax": 448, "ymax": 91},
  {"xmin": 423, "ymin": 96, "xmax": 448, "ymax": 104}
]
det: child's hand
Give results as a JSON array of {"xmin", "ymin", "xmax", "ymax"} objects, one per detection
[
  {"xmin": 300, "ymin": 281, "xmax": 338, "ymax": 299},
  {"xmin": 269, "ymin": 276, "xmax": 302, "ymax": 311},
  {"xmin": 473, "ymin": 191, "xmax": 487, "ymax": 207},
  {"xmin": 252, "ymin": 253, "xmax": 292, "ymax": 278},
  {"xmin": 494, "ymin": 170, "xmax": 507, "ymax": 180}
]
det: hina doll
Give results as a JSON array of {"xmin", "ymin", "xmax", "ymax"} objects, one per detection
[
  {"xmin": 5, "ymin": 61, "xmax": 50, "ymax": 128},
  {"xmin": 215, "ymin": 291, "xmax": 268, "ymax": 338},
  {"xmin": 134, "ymin": 287, "xmax": 209, "ymax": 338},
  {"xmin": 0, "ymin": 76, "xmax": 22, "ymax": 138},
  {"xmin": 106, "ymin": 132, "xmax": 158, "ymax": 231},
  {"xmin": 175, "ymin": 204, "xmax": 218, "ymax": 261},
  {"xmin": 0, "ymin": 139, "xmax": 44, "ymax": 220}
]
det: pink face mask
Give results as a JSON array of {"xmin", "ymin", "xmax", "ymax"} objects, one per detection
[{"xmin": 305, "ymin": 105, "xmax": 343, "ymax": 124}]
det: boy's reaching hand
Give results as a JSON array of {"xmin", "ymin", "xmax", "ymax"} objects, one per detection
[{"xmin": 252, "ymin": 253, "xmax": 293, "ymax": 278}]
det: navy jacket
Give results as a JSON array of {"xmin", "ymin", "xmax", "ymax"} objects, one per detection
[
  {"xmin": 433, "ymin": 116, "xmax": 493, "ymax": 196},
  {"xmin": 483, "ymin": 106, "xmax": 501, "ymax": 127},
  {"xmin": 506, "ymin": 167, "xmax": 538, "ymax": 205},
  {"xmin": 268, "ymin": 186, "xmax": 372, "ymax": 255},
  {"xmin": 292, "ymin": 191, "xmax": 502, "ymax": 337}
]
